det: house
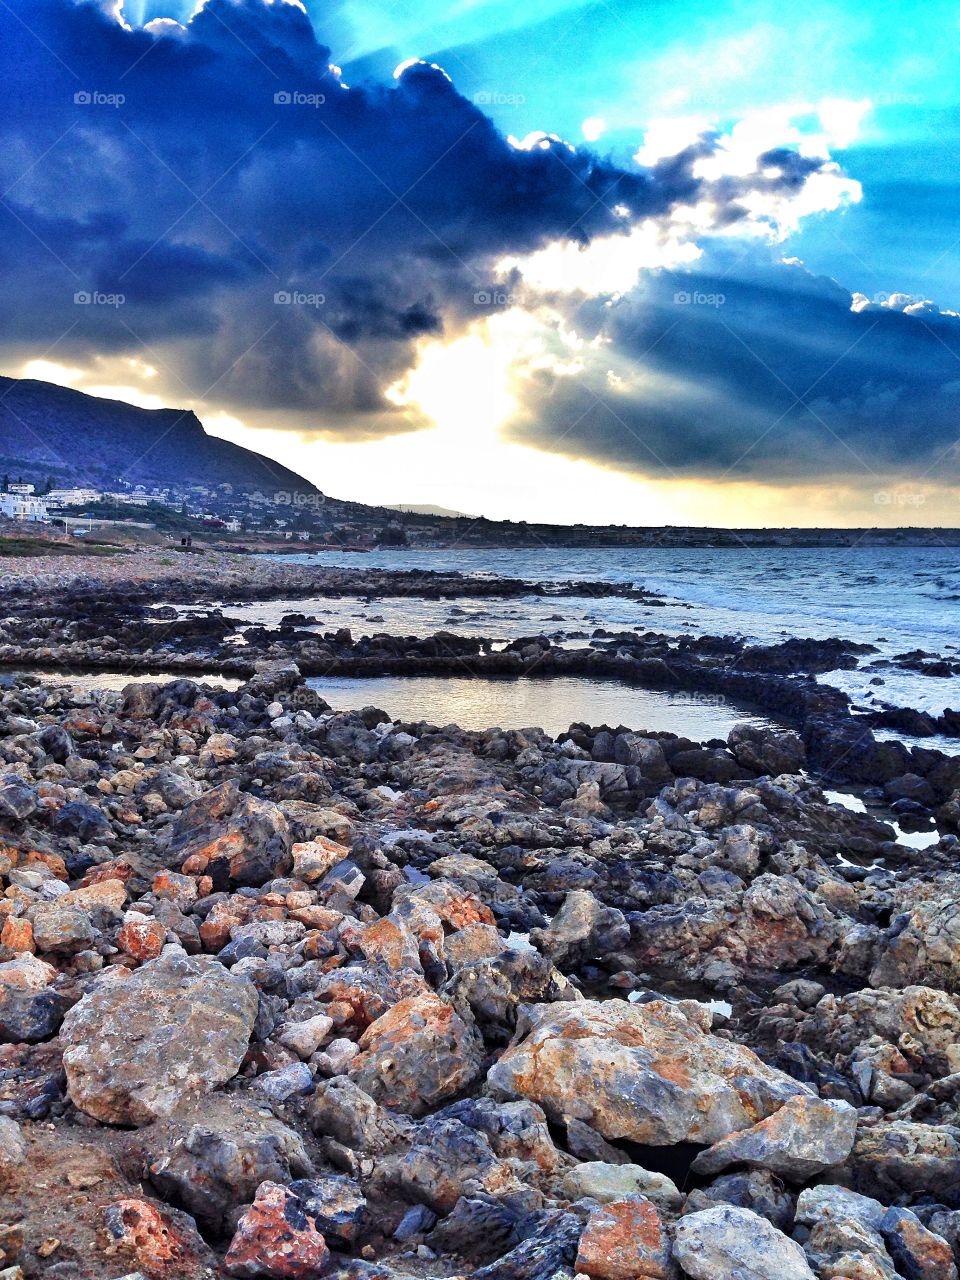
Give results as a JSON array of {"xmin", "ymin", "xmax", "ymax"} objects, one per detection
[
  {"xmin": 224, "ymin": 518, "xmax": 242, "ymax": 533},
  {"xmin": 8, "ymin": 483, "xmax": 35, "ymax": 495},
  {"xmin": 1, "ymin": 493, "xmax": 49, "ymax": 521},
  {"xmin": 47, "ymin": 488, "xmax": 102, "ymax": 507}
]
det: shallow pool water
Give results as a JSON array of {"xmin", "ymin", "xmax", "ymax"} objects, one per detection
[{"xmin": 308, "ymin": 672, "xmax": 782, "ymax": 739}]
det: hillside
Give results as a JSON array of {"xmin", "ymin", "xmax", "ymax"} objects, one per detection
[{"xmin": 0, "ymin": 377, "xmax": 319, "ymax": 495}]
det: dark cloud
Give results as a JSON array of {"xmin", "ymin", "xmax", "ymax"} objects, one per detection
[
  {"xmin": 0, "ymin": 0, "xmax": 840, "ymax": 429},
  {"xmin": 507, "ymin": 251, "xmax": 960, "ymax": 481}
]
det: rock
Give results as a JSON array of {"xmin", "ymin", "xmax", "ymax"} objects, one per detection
[
  {"xmin": 60, "ymin": 953, "xmax": 258, "ymax": 1125},
  {"xmin": 690, "ymin": 1094, "xmax": 858, "ymax": 1181},
  {"xmin": 144, "ymin": 1095, "xmax": 313, "ymax": 1235},
  {"xmin": 794, "ymin": 1184, "xmax": 892, "ymax": 1278},
  {"xmin": 564, "ymin": 1116, "xmax": 631, "ymax": 1165},
  {"xmin": 224, "ymin": 1181, "xmax": 329, "ymax": 1278},
  {"xmin": 470, "ymin": 1208, "xmax": 583, "ymax": 1280},
  {"xmin": 673, "ymin": 1204, "xmax": 816, "ymax": 1280},
  {"xmin": 169, "ymin": 782, "xmax": 291, "ymax": 887},
  {"xmin": 291, "ymin": 836, "xmax": 351, "ymax": 883},
  {"xmin": 562, "ymin": 1161, "xmax": 683, "ymax": 1211},
  {"xmin": 278, "ymin": 1013, "xmax": 334, "ymax": 1059},
  {"xmin": 686, "ymin": 1169, "xmax": 793, "ymax": 1231},
  {"xmin": 287, "ymin": 1174, "xmax": 366, "ymax": 1246},
  {"xmin": 880, "ymin": 1206, "xmax": 959, "ymax": 1280},
  {"xmin": 252, "ymin": 1062, "xmax": 314, "ymax": 1104},
  {"xmin": 29, "ymin": 904, "xmax": 96, "ymax": 955},
  {"xmin": 728, "ymin": 725, "xmax": 805, "ymax": 776},
  {"xmin": 487, "ymin": 998, "xmax": 807, "ymax": 1145},
  {"xmin": 848, "ymin": 1121, "xmax": 960, "ymax": 1202},
  {"xmin": 118, "ymin": 917, "xmax": 167, "ymax": 963},
  {"xmin": 100, "ymin": 1197, "xmax": 213, "ymax": 1280},
  {"xmin": 869, "ymin": 880, "xmax": 960, "ymax": 993},
  {"xmin": 800, "ymin": 985, "xmax": 960, "ymax": 1078},
  {"xmin": 529, "ymin": 889, "xmax": 629, "ymax": 968},
  {"xmin": 348, "ymin": 992, "xmax": 484, "ymax": 1115},
  {"xmin": 389, "ymin": 1116, "xmax": 526, "ymax": 1213},
  {"xmin": 576, "ymin": 1196, "xmax": 676, "ymax": 1279},
  {"xmin": 0, "ymin": 984, "xmax": 68, "ymax": 1043},
  {"xmin": 309, "ymin": 1078, "xmax": 410, "ymax": 1154},
  {"xmin": 0, "ymin": 1117, "xmax": 26, "ymax": 1183}
]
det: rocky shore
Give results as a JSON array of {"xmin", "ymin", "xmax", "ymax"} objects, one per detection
[
  {"xmin": 1, "ymin": 554, "xmax": 960, "ymax": 1280},
  {"xmin": 0, "ymin": 654, "xmax": 959, "ymax": 1279}
]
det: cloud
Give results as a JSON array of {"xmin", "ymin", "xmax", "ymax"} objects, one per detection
[
  {"xmin": 502, "ymin": 250, "xmax": 960, "ymax": 482},
  {"xmin": 0, "ymin": 0, "xmax": 853, "ymax": 435}
]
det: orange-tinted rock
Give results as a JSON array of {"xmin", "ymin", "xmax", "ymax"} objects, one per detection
[
  {"xmin": 100, "ymin": 1197, "xmax": 209, "ymax": 1280},
  {"xmin": 0, "ymin": 917, "xmax": 35, "ymax": 954},
  {"xmin": 224, "ymin": 1181, "xmax": 329, "ymax": 1278},
  {"xmin": 358, "ymin": 916, "xmax": 422, "ymax": 971},
  {"xmin": 80, "ymin": 860, "xmax": 135, "ymax": 888},
  {"xmin": 349, "ymin": 991, "xmax": 484, "ymax": 1115},
  {"xmin": 576, "ymin": 1197, "xmax": 676, "ymax": 1279},
  {"xmin": 118, "ymin": 918, "xmax": 167, "ymax": 963},
  {"xmin": 488, "ymin": 999, "xmax": 807, "ymax": 1146},
  {"xmin": 291, "ymin": 836, "xmax": 351, "ymax": 883}
]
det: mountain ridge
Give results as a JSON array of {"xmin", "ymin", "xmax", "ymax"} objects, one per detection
[{"xmin": 0, "ymin": 377, "xmax": 319, "ymax": 495}]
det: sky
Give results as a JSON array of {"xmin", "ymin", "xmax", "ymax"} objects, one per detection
[{"xmin": 2, "ymin": 0, "xmax": 959, "ymax": 526}]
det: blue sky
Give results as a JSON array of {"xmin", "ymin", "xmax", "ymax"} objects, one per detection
[{"xmin": 1, "ymin": 0, "xmax": 958, "ymax": 524}]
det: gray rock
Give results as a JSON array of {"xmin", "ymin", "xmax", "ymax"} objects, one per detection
[
  {"xmin": 60, "ymin": 952, "xmax": 258, "ymax": 1125},
  {"xmin": 561, "ymin": 1160, "xmax": 683, "ymax": 1211},
  {"xmin": 673, "ymin": 1204, "xmax": 816, "ymax": 1280},
  {"xmin": 144, "ymin": 1095, "xmax": 313, "ymax": 1234},
  {"xmin": 529, "ymin": 888, "xmax": 629, "ymax": 968},
  {"xmin": 690, "ymin": 1094, "xmax": 858, "ymax": 1181}
]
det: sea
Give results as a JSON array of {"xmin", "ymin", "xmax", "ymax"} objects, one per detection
[{"xmin": 240, "ymin": 545, "xmax": 960, "ymax": 736}]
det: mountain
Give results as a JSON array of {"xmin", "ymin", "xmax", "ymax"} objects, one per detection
[{"xmin": 0, "ymin": 377, "xmax": 319, "ymax": 494}]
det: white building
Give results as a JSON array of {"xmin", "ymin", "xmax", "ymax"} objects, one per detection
[
  {"xmin": 8, "ymin": 483, "xmax": 35, "ymax": 495},
  {"xmin": 47, "ymin": 488, "xmax": 102, "ymax": 507},
  {"xmin": 1, "ymin": 493, "xmax": 49, "ymax": 521},
  {"xmin": 224, "ymin": 518, "xmax": 242, "ymax": 532}
]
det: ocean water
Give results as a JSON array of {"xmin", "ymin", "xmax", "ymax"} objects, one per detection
[{"xmin": 261, "ymin": 545, "xmax": 960, "ymax": 718}]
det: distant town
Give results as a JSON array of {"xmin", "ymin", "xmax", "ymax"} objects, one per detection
[{"xmin": 1, "ymin": 474, "xmax": 959, "ymax": 552}]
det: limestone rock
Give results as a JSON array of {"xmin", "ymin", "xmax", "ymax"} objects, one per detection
[
  {"xmin": 60, "ymin": 953, "xmax": 258, "ymax": 1125},
  {"xmin": 348, "ymin": 992, "xmax": 484, "ymax": 1115},
  {"xmin": 487, "ymin": 998, "xmax": 807, "ymax": 1145},
  {"xmin": 562, "ymin": 1161, "xmax": 683, "ymax": 1211},
  {"xmin": 690, "ymin": 1095, "xmax": 858, "ymax": 1181},
  {"xmin": 673, "ymin": 1204, "xmax": 816, "ymax": 1280},
  {"xmin": 576, "ymin": 1196, "xmax": 676, "ymax": 1279}
]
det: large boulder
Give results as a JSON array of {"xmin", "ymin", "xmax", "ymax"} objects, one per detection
[
  {"xmin": 673, "ymin": 1204, "xmax": 816, "ymax": 1280},
  {"xmin": 487, "ymin": 998, "xmax": 808, "ymax": 1146},
  {"xmin": 143, "ymin": 1095, "xmax": 314, "ymax": 1235},
  {"xmin": 690, "ymin": 1095, "xmax": 858, "ymax": 1181},
  {"xmin": 168, "ymin": 781, "xmax": 291, "ymax": 886},
  {"xmin": 60, "ymin": 952, "xmax": 258, "ymax": 1125},
  {"xmin": 348, "ymin": 992, "xmax": 485, "ymax": 1115}
]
